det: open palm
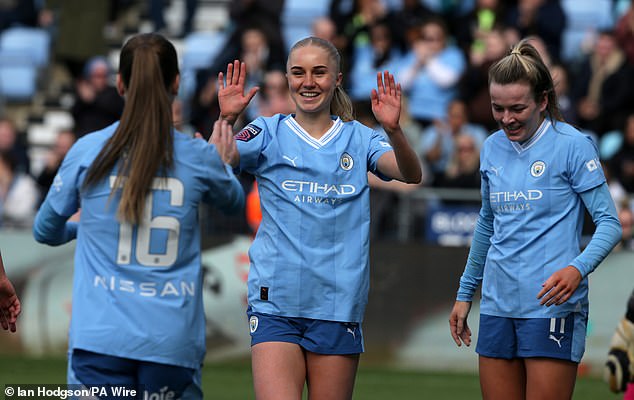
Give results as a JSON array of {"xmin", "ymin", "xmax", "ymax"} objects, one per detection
[
  {"xmin": 371, "ymin": 71, "xmax": 401, "ymax": 132},
  {"xmin": 217, "ymin": 60, "xmax": 259, "ymax": 122}
]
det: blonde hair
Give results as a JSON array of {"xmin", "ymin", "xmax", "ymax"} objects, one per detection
[
  {"xmin": 488, "ymin": 38, "xmax": 563, "ymax": 122},
  {"xmin": 288, "ymin": 37, "xmax": 355, "ymax": 121},
  {"xmin": 83, "ymin": 33, "xmax": 179, "ymax": 224}
]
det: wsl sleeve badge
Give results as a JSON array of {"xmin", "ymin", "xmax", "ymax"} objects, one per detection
[{"xmin": 234, "ymin": 124, "xmax": 262, "ymax": 142}]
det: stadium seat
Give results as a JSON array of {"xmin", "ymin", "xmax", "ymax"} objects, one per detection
[
  {"xmin": 600, "ymin": 130, "xmax": 624, "ymax": 160},
  {"xmin": 0, "ymin": 50, "xmax": 38, "ymax": 102},
  {"xmin": 179, "ymin": 30, "xmax": 226, "ymax": 102},
  {"xmin": 0, "ymin": 27, "xmax": 51, "ymax": 102},
  {"xmin": 560, "ymin": 0, "xmax": 615, "ymax": 63},
  {"xmin": 281, "ymin": 0, "xmax": 330, "ymax": 50},
  {"xmin": 0, "ymin": 27, "xmax": 51, "ymax": 68}
]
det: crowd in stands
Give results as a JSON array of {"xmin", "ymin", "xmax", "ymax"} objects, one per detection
[{"xmin": 1, "ymin": 0, "xmax": 634, "ymax": 242}]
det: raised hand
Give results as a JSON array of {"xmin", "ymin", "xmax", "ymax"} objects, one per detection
[
  {"xmin": 217, "ymin": 60, "xmax": 259, "ymax": 124},
  {"xmin": 210, "ymin": 118, "xmax": 239, "ymax": 168},
  {"xmin": 370, "ymin": 70, "xmax": 402, "ymax": 133}
]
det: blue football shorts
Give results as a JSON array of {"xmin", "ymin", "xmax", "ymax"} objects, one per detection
[
  {"xmin": 246, "ymin": 306, "xmax": 364, "ymax": 355},
  {"xmin": 68, "ymin": 348, "xmax": 203, "ymax": 400},
  {"xmin": 476, "ymin": 312, "xmax": 588, "ymax": 362}
]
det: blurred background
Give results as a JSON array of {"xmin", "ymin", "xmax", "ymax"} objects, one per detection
[{"xmin": 1, "ymin": 0, "xmax": 634, "ymax": 389}]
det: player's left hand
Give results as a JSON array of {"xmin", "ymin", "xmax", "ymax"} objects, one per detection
[
  {"xmin": 0, "ymin": 274, "xmax": 20, "ymax": 333},
  {"xmin": 371, "ymin": 70, "xmax": 401, "ymax": 133},
  {"xmin": 209, "ymin": 118, "xmax": 238, "ymax": 167},
  {"xmin": 537, "ymin": 265, "xmax": 582, "ymax": 307}
]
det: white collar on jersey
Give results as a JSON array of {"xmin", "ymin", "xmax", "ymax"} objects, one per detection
[
  {"xmin": 285, "ymin": 116, "xmax": 343, "ymax": 149},
  {"xmin": 510, "ymin": 118, "xmax": 551, "ymax": 153}
]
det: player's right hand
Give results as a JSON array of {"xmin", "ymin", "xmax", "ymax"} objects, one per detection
[
  {"xmin": 217, "ymin": 60, "xmax": 259, "ymax": 124},
  {"xmin": 449, "ymin": 300, "xmax": 472, "ymax": 347}
]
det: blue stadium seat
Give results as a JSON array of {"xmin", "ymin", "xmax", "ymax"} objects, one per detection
[
  {"xmin": 0, "ymin": 50, "xmax": 38, "ymax": 101},
  {"xmin": 0, "ymin": 27, "xmax": 51, "ymax": 102},
  {"xmin": 0, "ymin": 27, "xmax": 51, "ymax": 68},
  {"xmin": 179, "ymin": 30, "xmax": 226, "ymax": 102},
  {"xmin": 281, "ymin": 0, "xmax": 330, "ymax": 50},
  {"xmin": 560, "ymin": 0, "xmax": 615, "ymax": 63}
]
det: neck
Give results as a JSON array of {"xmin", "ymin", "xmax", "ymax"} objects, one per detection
[{"xmin": 294, "ymin": 112, "xmax": 334, "ymax": 140}]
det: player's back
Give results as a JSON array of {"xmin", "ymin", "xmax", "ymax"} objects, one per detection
[{"xmin": 42, "ymin": 122, "xmax": 244, "ymax": 368}]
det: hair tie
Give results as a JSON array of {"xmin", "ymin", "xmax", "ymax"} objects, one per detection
[{"xmin": 511, "ymin": 48, "xmax": 522, "ymax": 55}]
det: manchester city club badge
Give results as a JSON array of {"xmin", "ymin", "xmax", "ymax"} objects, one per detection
[
  {"xmin": 340, "ymin": 152, "xmax": 354, "ymax": 171},
  {"xmin": 530, "ymin": 160, "xmax": 546, "ymax": 177}
]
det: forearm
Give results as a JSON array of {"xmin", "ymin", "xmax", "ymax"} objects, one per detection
[
  {"xmin": 457, "ymin": 186, "xmax": 492, "ymax": 301},
  {"xmin": 570, "ymin": 183, "xmax": 621, "ymax": 277},
  {"xmin": 456, "ymin": 215, "xmax": 491, "ymax": 301},
  {"xmin": 33, "ymin": 202, "xmax": 78, "ymax": 246},
  {"xmin": 384, "ymin": 126, "xmax": 422, "ymax": 183}
]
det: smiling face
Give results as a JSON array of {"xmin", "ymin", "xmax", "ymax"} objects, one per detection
[
  {"xmin": 286, "ymin": 44, "xmax": 342, "ymax": 118},
  {"xmin": 490, "ymin": 81, "xmax": 547, "ymax": 142}
]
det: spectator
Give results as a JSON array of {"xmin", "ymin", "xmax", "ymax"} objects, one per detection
[
  {"xmin": 418, "ymin": 99, "xmax": 487, "ymax": 184},
  {"xmin": 399, "ymin": 16, "xmax": 467, "ymax": 128},
  {"xmin": 349, "ymin": 19, "xmax": 404, "ymax": 102},
  {"xmin": 311, "ymin": 16, "xmax": 338, "ymax": 43},
  {"xmin": 459, "ymin": 26, "xmax": 509, "ymax": 131},
  {"xmin": 71, "ymin": 56, "xmax": 124, "ymax": 137},
  {"xmin": 0, "ymin": 150, "xmax": 39, "ymax": 228},
  {"xmin": 435, "ymin": 133, "xmax": 481, "ymax": 189},
  {"xmin": 204, "ymin": 0, "xmax": 285, "ymax": 80},
  {"xmin": 330, "ymin": 0, "xmax": 389, "ymax": 79},
  {"xmin": 454, "ymin": 0, "xmax": 507, "ymax": 58},
  {"xmin": 189, "ymin": 77, "xmax": 220, "ymax": 140},
  {"xmin": 572, "ymin": 30, "xmax": 634, "ymax": 137},
  {"xmin": 504, "ymin": 0, "xmax": 567, "ymax": 62},
  {"xmin": 0, "ymin": 0, "xmax": 39, "ymax": 32},
  {"xmin": 257, "ymin": 69, "xmax": 295, "ymax": 117},
  {"xmin": 148, "ymin": 0, "xmax": 198, "ymax": 38},
  {"xmin": 0, "ymin": 117, "xmax": 30, "ymax": 175},
  {"xmin": 385, "ymin": 0, "xmax": 436, "ymax": 52},
  {"xmin": 194, "ymin": 27, "xmax": 283, "ymax": 131},
  {"xmin": 35, "ymin": 130, "xmax": 76, "ymax": 205},
  {"xmin": 610, "ymin": 113, "xmax": 634, "ymax": 193},
  {"xmin": 550, "ymin": 62, "xmax": 577, "ymax": 125},
  {"xmin": 615, "ymin": 0, "xmax": 634, "ymax": 65}
]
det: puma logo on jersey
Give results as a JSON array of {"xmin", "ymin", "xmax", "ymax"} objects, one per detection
[
  {"xmin": 283, "ymin": 155, "xmax": 298, "ymax": 167},
  {"xmin": 490, "ymin": 166, "xmax": 503, "ymax": 176}
]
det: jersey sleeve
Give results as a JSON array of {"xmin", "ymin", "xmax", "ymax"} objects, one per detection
[
  {"xmin": 367, "ymin": 127, "xmax": 393, "ymax": 180},
  {"xmin": 235, "ymin": 117, "xmax": 269, "ymax": 174},
  {"xmin": 568, "ymin": 134, "xmax": 606, "ymax": 193},
  {"xmin": 42, "ymin": 140, "xmax": 84, "ymax": 217}
]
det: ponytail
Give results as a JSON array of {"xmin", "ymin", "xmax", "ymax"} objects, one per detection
[
  {"xmin": 83, "ymin": 33, "xmax": 179, "ymax": 224},
  {"xmin": 332, "ymin": 85, "xmax": 355, "ymax": 122}
]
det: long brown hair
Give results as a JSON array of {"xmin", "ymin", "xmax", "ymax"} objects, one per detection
[
  {"xmin": 83, "ymin": 33, "xmax": 179, "ymax": 224},
  {"xmin": 488, "ymin": 38, "xmax": 563, "ymax": 123},
  {"xmin": 288, "ymin": 37, "xmax": 355, "ymax": 122}
]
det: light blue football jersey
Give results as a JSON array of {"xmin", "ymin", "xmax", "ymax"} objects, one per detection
[
  {"xmin": 37, "ymin": 122, "xmax": 244, "ymax": 369},
  {"xmin": 236, "ymin": 114, "xmax": 393, "ymax": 323},
  {"xmin": 479, "ymin": 119, "xmax": 605, "ymax": 318}
]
